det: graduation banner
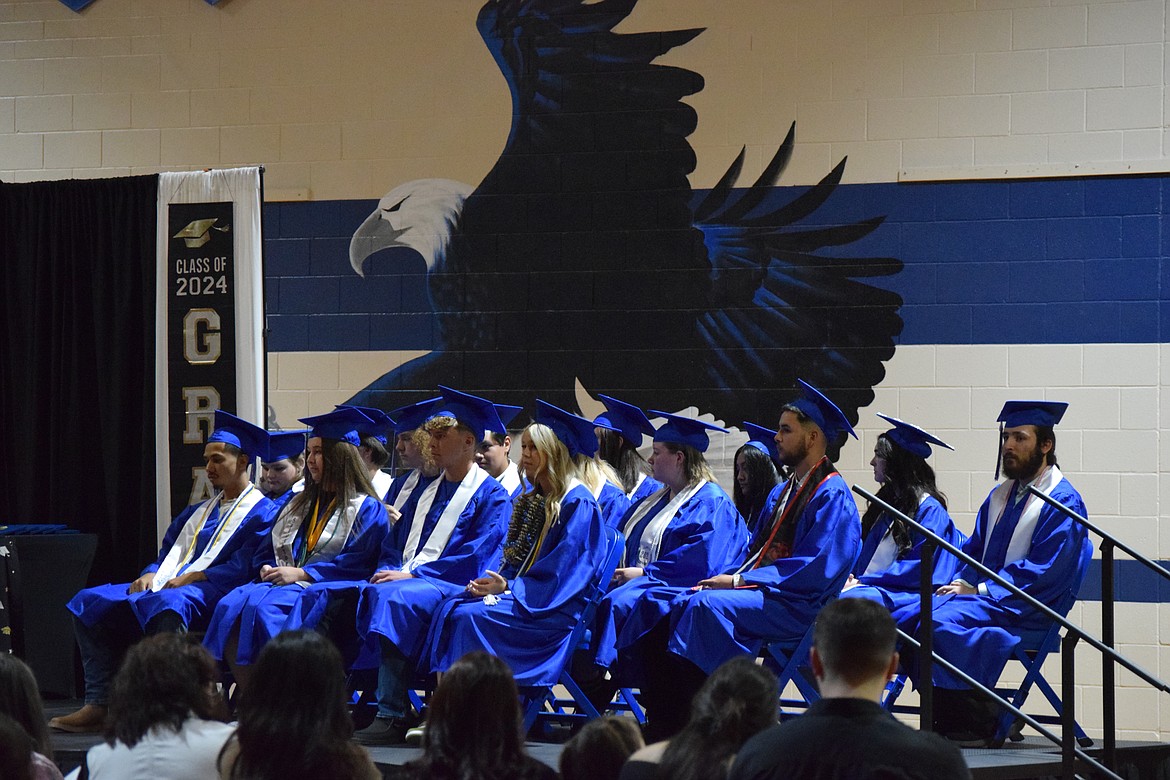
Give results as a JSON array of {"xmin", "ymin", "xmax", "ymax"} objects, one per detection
[{"xmin": 155, "ymin": 168, "xmax": 265, "ymax": 540}]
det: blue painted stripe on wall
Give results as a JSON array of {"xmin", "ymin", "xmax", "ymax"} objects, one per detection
[
  {"xmin": 262, "ymin": 174, "xmax": 1168, "ymax": 352},
  {"xmin": 1077, "ymin": 559, "xmax": 1170, "ymax": 604}
]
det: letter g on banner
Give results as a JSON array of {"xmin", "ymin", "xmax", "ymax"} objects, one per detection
[{"xmin": 184, "ymin": 308, "xmax": 222, "ymax": 365}]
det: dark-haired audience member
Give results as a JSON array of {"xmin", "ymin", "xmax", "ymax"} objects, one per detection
[
  {"xmin": 560, "ymin": 716, "xmax": 643, "ymax": 780},
  {"xmin": 0, "ymin": 655, "xmax": 56, "ymax": 770},
  {"xmin": 840, "ymin": 415, "xmax": 965, "ymax": 611},
  {"xmin": 54, "ymin": 411, "xmax": 275, "ymax": 733},
  {"xmin": 0, "ymin": 712, "xmax": 44, "ymax": 780},
  {"xmin": 218, "ymin": 631, "xmax": 379, "ymax": 780},
  {"xmin": 66, "ymin": 634, "xmax": 232, "ymax": 780},
  {"xmin": 728, "ymin": 599, "xmax": 970, "ymax": 780},
  {"xmin": 384, "ymin": 651, "xmax": 555, "ymax": 780},
  {"xmin": 732, "ymin": 435, "xmax": 781, "ymax": 542},
  {"xmin": 620, "ymin": 657, "xmax": 776, "ymax": 780},
  {"xmin": 593, "ymin": 394, "xmax": 662, "ymax": 504}
]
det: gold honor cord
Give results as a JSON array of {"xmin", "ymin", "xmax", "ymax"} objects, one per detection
[
  {"xmin": 176, "ymin": 484, "xmax": 256, "ymax": 570},
  {"xmin": 297, "ymin": 496, "xmax": 338, "ymax": 567}
]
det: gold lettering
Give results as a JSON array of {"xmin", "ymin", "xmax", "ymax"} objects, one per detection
[
  {"xmin": 181, "ymin": 386, "xmax": 220, "ymax": 445},
  {"xmin": 183, "ymin": 308, "xmax": 222, "ymax": 365}
]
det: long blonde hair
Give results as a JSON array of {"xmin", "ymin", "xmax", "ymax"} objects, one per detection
[
  {"xmin": 576, "ymin": 453, "xmax": 622, "ymax": 496},
  {"xmin": 524, "ymin": 422, "xmax": 576, "ymax": 527}
]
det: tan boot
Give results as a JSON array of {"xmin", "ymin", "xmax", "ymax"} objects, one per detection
[{"xmin": 48, "ymin": 703, "xmax": 107, "ymax": 733}]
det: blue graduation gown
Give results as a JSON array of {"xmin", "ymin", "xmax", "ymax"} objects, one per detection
[
  {"xmin": 592, "ymin": 482, "xmax": 748, "ymax": 667},
  {"xmin": 202, "ymin": 494, "xmax": 389, "ymax": 664},
  {"xmin": 425, "ymin": 484, "xmax": 607, "ymax": 687},
  {"xmin": 629, "ymin": 474, "xmax": 664, "ymax": 505},
  {"xmin": 618, "ymin": 473, "xmax": 860, "ymax": 678},
  {"xmin": 385, "ymin": 469, "xmax": 439, "ymax": 508},
  {"xmin": 893, "ymin": 476, "xmax": 1090, "ymax": 689},
  {"xmin": 597, "ymin": 481, "xmax": 632, "ymax": 530},
  {"xmin": 286, "ymin": 475, "xmax": 511, "ymax": 664},
  {"xmin": 840, "ymin": 496, "xmax": 966, "ymax": 612},
  {"xmin": 68, "ymin": 492, "xmax": 276, "ymax": 631}
]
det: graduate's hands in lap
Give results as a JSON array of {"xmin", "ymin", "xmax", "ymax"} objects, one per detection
[
  {"xmin": 610, "ymin": 567, "xmax": 644, "ymax": 587},
  {"xmin": 260, "ymin": 565, "xmax": 309, "ymax": 586},
  {"xmin": 385, "ymin": 504, "xmax": 402, "ymax": 524},
  {"xmin": 466, "ymin": 570, "xmax": 506, "ymax": 597},
  {"xmin": 695, "ymin": 574, "xmax": 735, "ymax": 590},
  {"xmin": 935, "ymin": 581, "xmax": 977, "ymax": 596},
  {"xmin": 163, "ymin": 571, "xmax": 207, "ymax": 589},
  {"xmin": 371, "ymin": 569, "xmax": 413, "ymax": 584},
  {"xmin": 127, "ymin": 573, "xmax": 155, "ymax": 594}
]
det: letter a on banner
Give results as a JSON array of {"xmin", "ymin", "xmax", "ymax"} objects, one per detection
[{"xmin": 155, "ymin": 167, "xmax": 265, "ymax": 541}]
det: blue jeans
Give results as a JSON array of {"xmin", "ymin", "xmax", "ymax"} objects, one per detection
[{"xmin": 375, "ymin": 637, "xmax": 410, "ymax": 720}]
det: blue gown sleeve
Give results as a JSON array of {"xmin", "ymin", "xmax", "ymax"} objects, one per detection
[
  {"xmin": 857, "ymin": 496, "xmax": 966, "ymax": 590},
  {"xmin": 302, "ymin": 496, "xmax": 391, "ymax": 583},
  {"xmin": 141, "ymin": 503, "xmax": 202, "ymax": 575},
  {"xmin": 411, "ymin": 482, "xmax": 511, "ymax": 586},
  {"xmin": 508, "ymin": 489, "xmax": 607, "ymax": 619},
  {"xmin": 739, "ymin": 476, "xmax": 861, "ymax": 600},
  {"xmin": 598, "ymin": 483, "xmax": 633, "ymax": 529},
  {"xmin": 642, "ymin": 486, "xmax": 749, "ymax": 586},
  {"xmin": 201, "ymin": 499, "xmax": 278, "ymax": 591}
]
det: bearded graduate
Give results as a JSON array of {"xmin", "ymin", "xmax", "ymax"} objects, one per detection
[
  {"xmin": 286, "ymin": 387, "xmax": 512, "ymax": 746},
  {"xmin": 53, "ymin": 411, "xmax": 276, "ymax": 733},
  {"xmin": 201, "ymin": 407, "xmax": 389, "ymax": 691},
  {"xmin": 593, "ymin": 394, "xmax": 663, "ymax": 505},
  {"xmin": 590, "ymin": 412, "xmax": 748, "ymax": 678},
  {"xmin": 425, "ymin": 400, "xmax": 607, "ymax": 689},
  {"xmin": 840, "ymin": 414, "xmax": 966, "ymax": 611}
]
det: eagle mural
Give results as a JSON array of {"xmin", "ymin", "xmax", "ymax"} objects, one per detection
[{"xmin": 346, "ymin": 0, "xmax": 903, "ymax": 439}]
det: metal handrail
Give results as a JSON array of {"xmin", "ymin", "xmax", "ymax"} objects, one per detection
[
  {"xmin": 895, "ymin": 630, "xmax": 1120, "ymax": 780},
  {"xmin": 1024, "ymin": 485, "xmax": 1170, "ymax": 770},
  {"xmin": 853, "ymin": 485, "xmax": 1170, "ymax": 778}
]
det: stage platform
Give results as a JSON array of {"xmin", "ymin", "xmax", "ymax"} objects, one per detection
[{"xmin": 44, "ymin": 701, "xmax": 1170, "ymax": 779}]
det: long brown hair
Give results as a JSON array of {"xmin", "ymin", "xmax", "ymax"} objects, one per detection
[{"xmin": 284, "ymin": 437, "xmax": 376, "ymax": 525}]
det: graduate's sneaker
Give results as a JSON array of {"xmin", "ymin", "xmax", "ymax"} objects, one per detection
[{"xmin": 353, "ymin": 716, "xmax": 407, "ymax": 746}]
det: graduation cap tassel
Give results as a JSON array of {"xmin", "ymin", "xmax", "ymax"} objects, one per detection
[{"xmin": 993, "ymin": 421, "xmax": 1004, "ymax": 481}]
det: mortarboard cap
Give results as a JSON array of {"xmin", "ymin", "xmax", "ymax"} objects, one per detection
[
  {"xmin": 337, "ymin": 404, "xmax": 396, "ymax": 444},
  {"xmin": 535, "ymin": 400, "xmax": 605, "ymax": 458},
  {"xmin": 649, "ymin": 411, "xmax": 728, "ymax": 453},
  {"xmin": 997, "ymin": 400, "xmax": 1068, "ymax": 429},
  {"xmin": 494, "ymin": 404, "xmax": 524, "ymax": 429},
  {"xmin": 876, "ymin": 414, "xmax": 953, "ymax": 459},
  {"xmin": 594, "ymin": 394, "xmax": 657, "ymax": 446},
  {"xmin": 298, "ymin": 407, "xmax": 375, "ymax": 447},
  {"xmin": 265, "ymin": 429, "xmax": 309, "ymax": 463},
  {"xmin": 389, "ymin": 397, "xmax": 441, "ymax": 435},
  {"xmin": 207, "ymin": 410, "xmax": 267, "ymax": 458},
  {"xmin": 788, "ymin": 380, "xmax": 857, "ymax": 441},
  {"xmin": 429, "ymin": 386, "xmax": 507, "ymax": 437},
  {"xmin": 173, "ymin": 218, "xmax": 229, "ymax": 249},
  {"xmin": 742, "ymin": 421, "xmax": 779, "ymax": 461}
]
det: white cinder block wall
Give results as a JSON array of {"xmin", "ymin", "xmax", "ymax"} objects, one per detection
[{"xmin": 4, "ymin": 0, "xmax": 1170, "ymax": 740}]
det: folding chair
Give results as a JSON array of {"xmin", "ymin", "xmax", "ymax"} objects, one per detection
[
  {"xmin": 521, "ymin": 526, "xmax": 629, "ymax": 732},
  {"xmin": 761, "ymin": 619, "xmax": 819, "ymax": 718}
]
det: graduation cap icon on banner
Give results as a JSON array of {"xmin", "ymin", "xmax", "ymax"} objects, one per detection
[{"xmin": 174, "ymin": 218, "xmax": 231, "ymax": 248}]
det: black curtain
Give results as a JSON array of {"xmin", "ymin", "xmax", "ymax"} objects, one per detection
[{"xmin": 0, "ymin": 176, "xmax": 158, "ymax": 585}]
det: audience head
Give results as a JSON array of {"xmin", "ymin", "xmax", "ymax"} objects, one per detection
[
  {"xmin": 658, "ymin": 658, "xmax": 778, "ymax": 780},
  {"xmin": 0, "ymin": 655, "xmax": 51, "ymax": 760},
  {"xmin": 560, "ymin": 716, "xmax": 644, "ymax": 780},
  {"xmin": 105, "ymin": 633, "xmax": 219, "ymax": 748},
  {"xmin": 230, "ymin": 631, "xmax": 360, "ymax": 779},
  {"xmin": 811, "ymin": 598, "xmax": 899, "ymax": 693},
  {"xmin": 419, "ymin": 651, "xmax": 532, "ymax": 776},
  {"xmin": 0, "ymin": 712, "xmax": 34, "ymax": 780}
]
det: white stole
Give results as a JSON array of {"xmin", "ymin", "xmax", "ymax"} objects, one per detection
[
  {"xmin": 152, "ymin": 485, "xmax": 265, "ymax": 590},
  {"xmin": 622, "ymin": 480, "xmax": 707, "ymax": 567},
  {"xmin": 272, "ymin": 493, "xmax": 367, "ymax": 567},
  {"xmin": 497, "ymin": 462, "xmax": 523, "ymax": 496},
  {"xmin": 862, "ymin": 491, "xmax": 928, "ymax": 577},
  {"xmin": 984, "ymin": 466, "xmax": 1064, "ymax": 565},
  {"xmin": 626, "ymin": 473, "xmax": 646, "ymax": 500},
  {"xmin": 391, "ymin": 469, "xmax": 422, "ymax": 511},
  {"xmin": 402, "ymin": 466, "xmax": 488, "ymax": 572}
]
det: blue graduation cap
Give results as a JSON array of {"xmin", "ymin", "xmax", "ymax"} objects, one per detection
[
  {"xmin": 788, "ymin": 380, "xmax": 857, "ymax": 441},
  {"xmin": 742, "ymin": 421, "xmax": 779, "ymax": 461},
  {"xmin": 495, "ymin": 404, "xmax": 524, "ymax": 429},
  {"xmin": 389, "ymin": 397, "xmax": 441, "ymax": 435},
  {"xmin": 535, "ymin": 400, "xmax": 603, "ymax": 458},
  {"xmin": 876, "ymin": 414, "xmax": 952, "ymax": 459},
  {"xmin": 207, "ymin": 410, "xmax": 267, "ymax": 457},
  {"xmin": 298, "ymin": 407, "xmax": 375, "ymax": 447},
  {"xmin": 649, "ymin": 411, "xmax": 728, "ymax": 453},
  {"xmin": 997, "ymin": 400, "xmax": 1068, "ymax": 429},
  {"xmin": 594, "ymin": 394, "xmax": 657, "ymax": 446},
  {"xmin": 337, "ymin": 404, "xmax": 396, "ymax": 444},
  {"xmin": 265, "ymin": 429, "xmax": 309, "ymax": 463},
  {"xmin": 429, "ymin": 386, "xmax": 507, "ymax": 436}
]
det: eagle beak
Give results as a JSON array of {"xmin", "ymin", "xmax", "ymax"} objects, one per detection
[{"xmin": 349, "ymin": 210, "xmax": 409, "ymax": 277}]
